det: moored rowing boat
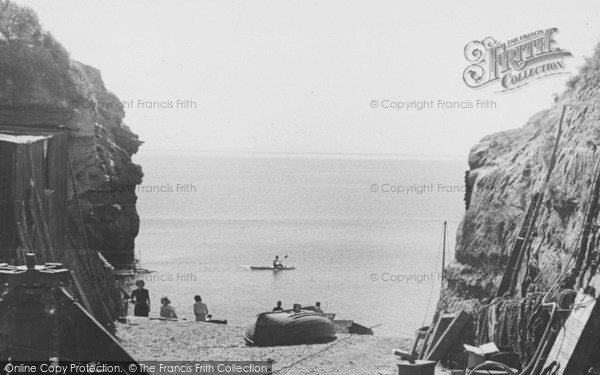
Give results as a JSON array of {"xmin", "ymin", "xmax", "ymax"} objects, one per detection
[{"xmin": 244, "ymin": 311, "xmax": 335, "ymax": 346}]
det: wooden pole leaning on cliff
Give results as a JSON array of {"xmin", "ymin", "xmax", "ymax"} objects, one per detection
[
  {"xmin": 28, "ymin": 146, "xmax": 55, "ymax": 261},
  {"xmin": 573, "ymin": 150, "xmax": 600, "ymax": 289},
  {"xmin": 441, "ymin": 221, "xmax": 446, "ymax": 285},
  {"xmin": 67, "ymin": 153, "xmax": 89, "ymax": 250},
  {"xmin": 496, "ymin": 193, "xmax": 539, "ymax": 297},
  {"xmin": 16, "ymin": 201, "xmax": 34, "ymax": 252},
  {"xmin": 507, "ymin": 105, "xmax": 568, "ymax": 296}
]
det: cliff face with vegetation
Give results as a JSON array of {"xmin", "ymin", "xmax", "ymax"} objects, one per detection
[
  {"xmin": 445, "ymin": 45, "xmax": 600, "ymax": 306},
  {"xmin": 0, "ymin": 0, "xmax": 142, "ymax": 267}
]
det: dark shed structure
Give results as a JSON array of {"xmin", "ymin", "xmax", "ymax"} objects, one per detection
[
  {"xmin": 0, "ymin": 126, "xmax": 127, "ymax": 329},
  {"xmin": 0, "ymin": 125, "xmax": 69, "ymax": 263}
]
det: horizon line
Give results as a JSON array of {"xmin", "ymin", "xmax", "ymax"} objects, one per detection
[{"xmin": 135, "ymin": 149, "xmax": 467, "ymax": 160}]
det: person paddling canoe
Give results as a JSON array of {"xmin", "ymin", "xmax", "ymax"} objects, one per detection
[{"xmin": 273, "ymin": 255, "xmax": 284, "ymax": 269}]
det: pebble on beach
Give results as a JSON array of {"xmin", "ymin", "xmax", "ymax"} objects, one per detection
[{"xmin": 117, "ymin": 318, "xmax": 411, "ymax": 375}]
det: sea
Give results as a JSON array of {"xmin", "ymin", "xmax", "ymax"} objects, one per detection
[{"xmin": 131, "ymin": 151, "xmax": 467, "ymax": 338}]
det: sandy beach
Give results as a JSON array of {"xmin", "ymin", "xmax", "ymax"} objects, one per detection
[{"xmin": 116, "ymin": 318, "xmax": 413, "ymax": 375}]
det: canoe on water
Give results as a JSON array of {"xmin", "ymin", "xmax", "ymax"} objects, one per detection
[
  {"xmin": 250, "ymin": 266, "xmax": 296, "ymax": 271},
  {"xmin": 244, "ymin": 311, "xmax": 336, "ymax": 346}
]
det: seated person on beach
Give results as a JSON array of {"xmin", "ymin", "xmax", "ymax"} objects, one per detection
[
  {"xmin": 194, "ymin": 295, "xmax": 209, "ymax": 321},
  {"xmin": 314, "ymin": 302, "xmax": 323, "ymax": 314},
  {"xmin": 292, "ymin": 303, "xmax": 302, "ymax": 313},
  {"xmin": 273, "ymin": 255, "xmax": 283, "ymax": 269},
  {"xmin": 273, "ymin": 301, "xmax": 283, "ymax": 311},
  {"xmin": 160, "ymin": 297, "xmax": 178, "ymax": 319},
  {"xmin": 131, "ymin": 280, "xmax": 150, "ymax": 317}
]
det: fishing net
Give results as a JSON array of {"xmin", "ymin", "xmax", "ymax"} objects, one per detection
[{"xmin": 472, "ymin": 291, "xmax": 573, "ymax": 365}]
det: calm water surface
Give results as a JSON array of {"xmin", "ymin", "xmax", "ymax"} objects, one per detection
[{"xmin": 132, "ymin": 152, "xmax": 466, "ymax": 337}]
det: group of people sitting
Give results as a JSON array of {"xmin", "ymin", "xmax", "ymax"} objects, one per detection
[
  {"xmin": 272, "ymin": 301, "xmax": 323, "ymax": 313},
  {"xmin": 129, "ymin": 280, "xmax": 326, "ymax": 322},
  {"xmin": 129, "ymin": 280, "xmax": 210, "ymax": 321}
]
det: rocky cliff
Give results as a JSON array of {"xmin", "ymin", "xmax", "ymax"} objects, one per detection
[
  {"xmin": 445, "ymin": 44, "xmax": 600, "ymax": 306},
  {"xmin": 0, "ymin": 0, "xmax": 142, "ymax": 267}
]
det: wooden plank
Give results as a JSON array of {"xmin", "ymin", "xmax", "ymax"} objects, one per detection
[
  {"xmin": 419, "ymin": 332, "xmax": 431, "ymax": 359},
  {"xmin": 57, "ymin": 287, "xmax": 147, "ymax": 368},
  {"xmin": 424, "ymin": 310, "xmax": 470, "ymax": 361},
  {"xmin": 421, "ymin": 313, "xmax": 455, "ymax": 359},
  {"xmin": 429, "ymin": 315, "xmax": 453, "ymax": 349},
  {"xmin": 542, "ymin": 292, "xmax": 600, "ymax": 374},
  {"xmin": 409, "ymin": 328, "xmax": 429, "ymax": 359},
  {"xmin": 69, "ymin": 270, "xmax": 95, "ymax": 315},
  {"xmin": 419, "ymin": 328, "xmax": 433, "ymax": 360}
]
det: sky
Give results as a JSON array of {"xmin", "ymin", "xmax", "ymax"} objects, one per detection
[{"xmin": 14, "ymin": 0, "xmax": 600, "ymax": 157}]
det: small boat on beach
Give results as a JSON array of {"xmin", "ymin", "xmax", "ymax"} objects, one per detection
[
  {"xmin": 332, "ymin": 320, "xmax": 374, "ymax": 335},
  {"xmin": 244, "ymin": 311, "xmax": 335, "ymax": 346},
  {"xmin": 250, "ymin": 266, "xmax": 296, "ymax": 271}
]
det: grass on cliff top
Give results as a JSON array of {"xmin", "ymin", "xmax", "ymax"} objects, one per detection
[{"xmin": 0, "ymin": 0, "xmax": 92, "ymax": 104}]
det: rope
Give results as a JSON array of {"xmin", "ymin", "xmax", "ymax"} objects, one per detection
[
  {"xmin": 272, "ymin": 322, "xmax": 382, "ymax": 374},
  {"xmin": 272, "ymin": 337, "xmax": 349, "ymax": 374},
  {"xmin": 421, "ymin": 223, "xmax": 444, "ymax": 327},
  {"xmin": 324, "ymin": 249, "xmax": 335, "ymax": 313}
]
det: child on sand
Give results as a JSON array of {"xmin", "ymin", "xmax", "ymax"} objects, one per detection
[
  {"xmin": 193, "ymin": 295, "xmax": 209, "ymax": 321},
  {"xmin": 160, "ymin": 297, "xmax": 178, "ymax": 319}
]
